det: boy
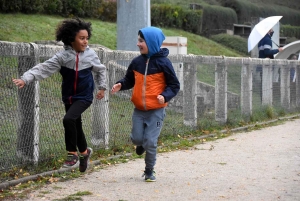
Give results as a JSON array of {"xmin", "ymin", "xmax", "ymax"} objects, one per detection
[
  {"xmin": 111, "ymin": 26, "xmax": 180, "ymax": 181},
  {"xmin": 12, "ymin": 18, "xmax": 107, "ymax": 172}
]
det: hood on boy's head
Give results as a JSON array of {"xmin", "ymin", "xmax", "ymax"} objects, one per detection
[{"xmin": 139, "ymin": 26, "xmax": 165, "ymax": 57}]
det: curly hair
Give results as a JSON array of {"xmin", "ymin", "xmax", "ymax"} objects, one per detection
[{"xmin": 55, "ymin": 18, "xmax": 92, "ymax": 46}]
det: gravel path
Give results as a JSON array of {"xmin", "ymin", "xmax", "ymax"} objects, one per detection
[{"xmin": 21, "ymin": 118, "xmax": 300, "ymax": 201}]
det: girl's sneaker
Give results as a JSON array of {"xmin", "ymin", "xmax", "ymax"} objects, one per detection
[
  {"xmin": 62, "ymin": 154, "xmax": 79, "ymax": 168},
  {"xmin": 79, "ymin": 147, "xmax": 93, "ymax": 172}
]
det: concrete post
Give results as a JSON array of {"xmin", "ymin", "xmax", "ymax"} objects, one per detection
[
  {"xmin": 280, "ymin": 61, "xmax": 290, "ymax": 110},
  {"xmin": 117, "ymin": 0, "xmax": 151, "ymax": 51},
  {"xmin": 183, "ymin": 63, "xmax": 197, "ymax": 127},
  {"xmin": 296, "ymin": 64, "xmax": 300, "ymax": 107},
  {"xmin": 241, "ymin": 58, "xmax": 252, "ymax": 119},
  {"xmin": 262, "ymin": 60, "xmax": 273, "ymax": 105},
  {"xmin": 16, "ymin": 43, "xmax": 40, "ymax": 163},
  {"xmin": 91, "ymin": 48, "xmax": 110, "ymax": 148},
  {"xmin": 215, "ymin": 60, "xmax": 227, "ymax": 124},
  {"xmin": 290, "ymin": 62, "xmax": 296, "ymax": 107}
]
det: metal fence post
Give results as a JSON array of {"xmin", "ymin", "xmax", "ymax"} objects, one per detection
[
  {"xmin": 16, "ymin": 43, "xmax": 40, "ymax": 163},
  {"xmin": 183, "ymin": 62, "xmax": 197, "ymax": 127},
  {"xmin": 241, "ymin": 58, "xmax": 252, "ymax": 119},
  {"xmin": 215, "ymin": 59, "xmax": 227, "ymax": 124}
]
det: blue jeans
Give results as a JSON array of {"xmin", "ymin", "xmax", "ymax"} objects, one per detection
[{"xmin": 130, "ymin": 107, "xmax": 166, "ymax": 169}]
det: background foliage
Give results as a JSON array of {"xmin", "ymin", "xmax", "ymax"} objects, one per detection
[
  {"xmin": 0, "ymin": 0, "xmax": 299, "ymax": 59},
  {"xmin": 210, "ymin": 33, "xmax": 249, "ymax": 55},
  {"xmin": 220, "ymin": 0, "xmax": 300, "ymax": 26}
]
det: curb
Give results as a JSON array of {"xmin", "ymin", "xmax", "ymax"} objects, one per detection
[{"xmin": 0, "ymin": 153, "xmax": 132, "ymax": 190}]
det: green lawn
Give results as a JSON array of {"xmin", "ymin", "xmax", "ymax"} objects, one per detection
[{"xmin": 0, "ymin": 13, "xmax": 243, "ymax": 57}]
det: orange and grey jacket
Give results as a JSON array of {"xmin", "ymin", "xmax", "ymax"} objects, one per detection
[{"xmin": 117, "ymin": 27, "xmax": 180, "ymax": 110}]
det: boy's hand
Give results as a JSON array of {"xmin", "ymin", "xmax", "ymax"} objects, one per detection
[
  {"xmin": 111, "ymin": 83, "xmax": 121, "ymax": 94},
  {"xmin": 157, "ymin": 95, "xmax": 165, "ymax": 104},
  {"xmin": 12, "ymin": 78, "xmax": 25, "ymax": 88},
  {"xmin": 96, "ymin": 89, "xmax": 105, "ymax": 100}
]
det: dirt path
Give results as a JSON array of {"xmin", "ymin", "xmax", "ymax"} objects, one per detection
[{"xmin": 21, "ymin": 119, "xmax": 300, "ymax": 201}]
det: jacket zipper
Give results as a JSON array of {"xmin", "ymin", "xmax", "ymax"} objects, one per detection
[
  {"xmin": 142, "ymin": 58, "xmax": 149, "ymax": 110},
  {"xmin": 69, "ymin": 53, "xmax": 79, "ymax": 104}
]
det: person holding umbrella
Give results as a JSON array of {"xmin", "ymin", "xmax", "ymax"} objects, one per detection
[{"xmin": 258, "ymin": 28, "xmax": 283, "ymax": 59}]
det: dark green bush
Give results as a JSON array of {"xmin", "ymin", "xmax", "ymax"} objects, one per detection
[
  {"xmin": 182, "ymin": 10, "xmax": 202, "ymax": 35},
  {"xmin": 210, "ymin": 33, "xmax": 248, "ymax": 56},
  {"xmin": 201, "ymin": 5, "xmax": 237, "ymax": 37},
  {"xmin": 97, "ymin": 0, "xmax": 117, "ymax": 22},
  {"xmin": 1, "ymin": 0, "xmax": 23, "ymax": 12},
  {"xmin": 151, "ymin": 4, "xmax": 185, "ymax": 28},
  {"xmin": 21, "ymin": 0, "xmax": 44, "ymax": 13},
  {"xmin": 80, "ymin": 0, "xmax": 102, "ymax": 18},
  {"xmin": 43, "ymin": 0, "xmax": 63, "ymax": 14},
  {"xmin": 151, "ymin": 4, "xmax": 202, "ymax": 35},
  {"xmin": 60, "ymin": 0, "xmax": 86, "ymax": 17},
  {"xmin": 220, "ymin": 0, "xmax": 300, "ymax": 26},
  {"xmin": 281, "ymin": 25, "xmax": 300, "ymax": 39}
]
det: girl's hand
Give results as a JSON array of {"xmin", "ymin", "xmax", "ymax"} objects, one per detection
[
  {"xmin": 111, "ymin": 83, "xmax": 122, "ymax": 94},
  {"xmin": 12, "ymin": 78, "xmax": 25, "ymax": 89},
  {"xmin": 96, "ymin": 89, "xmax": 105, "ymax": 100}
]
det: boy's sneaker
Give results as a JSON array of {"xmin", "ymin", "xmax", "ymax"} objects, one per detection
[
  {"xmin": 79, "ymin": 147, "xmax": 93, "ymax": 172},
  {"xmin": 142, "ymin": 168, "xmax": 156, "ymax": 182},
  {"xmin": 136, "ymin": 146, "xmax": 145, "ymax": 155},
  {"xmin": 62, "ymin": 154, "xmax": 79, "ymax": 168}
]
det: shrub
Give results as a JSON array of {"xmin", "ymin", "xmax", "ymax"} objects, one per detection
[
  {"xmin": 210, "ymin": 34, "xmax": 248, "ymax": 56},
  {"xmin": 182, "ymin": 9, "xmax": 202, "ymax": 35},
  {"xmin": 201, "ymin": 5, "xmax": 237, "ymax": 37},
  {"xmin": 281, "ymin": 25, "xmax": 300, "ymax": 39},
  {"xmin": 151, "ymin": 4, "xmax": 185, "ymax": 28},
  {"xmin": 43, "ymin": 0, "xmax": 63, "ymax": 14},
  {"xmin": 220, "ymin": 0, "xmax": 300, "ymax": 26},
  {"xmin": 97, "ymin": 0, "xmax": 117, "ymax": 22}
]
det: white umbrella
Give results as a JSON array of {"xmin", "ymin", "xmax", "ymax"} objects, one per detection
[{"xmin": 248, "ymin": 16, "xmax": 283, "ymax": 52}]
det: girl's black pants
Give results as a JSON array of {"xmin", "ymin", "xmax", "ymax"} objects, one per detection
[{"xmin": 63, "ymin": 100, "xmax": 91, "ymax": 153}]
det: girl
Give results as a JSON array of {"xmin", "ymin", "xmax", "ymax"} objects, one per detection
[{"xmin": 12, "ymin": 18, "xmax": 107, "ymax": 172}]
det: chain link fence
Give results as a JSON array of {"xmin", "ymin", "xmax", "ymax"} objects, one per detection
[{"xmin": 1, "ymin": 41, "xmax": 300, "ymax": 182}]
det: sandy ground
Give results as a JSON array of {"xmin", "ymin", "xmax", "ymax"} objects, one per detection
[{"xmin": 15, "ymin": 118, "xmax": 300, "ymax": 201}]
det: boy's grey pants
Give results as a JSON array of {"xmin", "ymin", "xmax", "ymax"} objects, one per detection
[{"xmin": 131, "ymin": 107, "xmax": 166, "ymax": 169}]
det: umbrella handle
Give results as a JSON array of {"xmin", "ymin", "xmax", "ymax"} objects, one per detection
[{"xmin": 272, "ymin": 40, "xmax": 280, "ymax": 47}]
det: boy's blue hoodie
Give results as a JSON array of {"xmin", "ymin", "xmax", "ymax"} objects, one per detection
[{"xmin": 141, "ymin": 26, "xmax": 166, "ymax": 58}]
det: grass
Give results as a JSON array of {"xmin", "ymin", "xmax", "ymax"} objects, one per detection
[
  {"xmin": 53, "ymin": 191, "xmax": 93, "ymax": 201},
  {"xmin": 0, "ymin": 13, "xmax": 243, "ymax": 57}
]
